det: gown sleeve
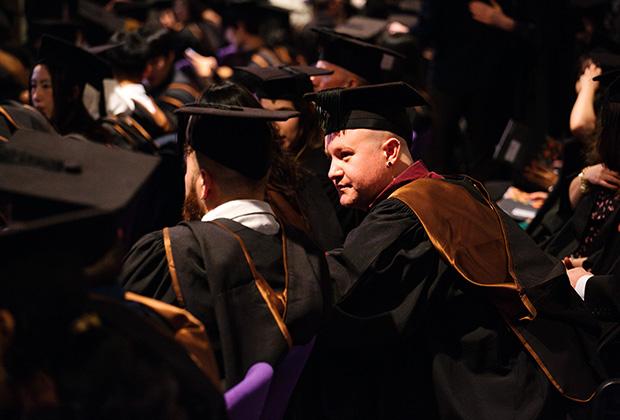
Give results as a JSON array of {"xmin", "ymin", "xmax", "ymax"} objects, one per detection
[{"xmin": 119, "ymin": 230, "xmax": 178, "ymax": 305}]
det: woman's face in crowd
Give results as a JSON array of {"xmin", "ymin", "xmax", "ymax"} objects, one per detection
[
  {"xmin": 260, "ymin": 98, "xmax": 300, "ymax": 151},
  {"xmin": 30, "ymin": 64, "xmax": 54, "ymax": 120}
]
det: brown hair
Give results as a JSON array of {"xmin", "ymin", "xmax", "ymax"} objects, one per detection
[{"xmin": 591, "ymin": 100, "xmax": 620, "ymax": 172}]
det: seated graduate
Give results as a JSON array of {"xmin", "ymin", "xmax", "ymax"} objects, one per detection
[
  {"xmin": 217, "ymin": 1, "xmax": 293, "ymax": 68},
  {"xmin": 103, "ymin": 29, "xmax": 175, "ymax": 142},
  {"xmin": 142, "ymin": 26, "xmax": 204, "ymax": 112},
  {"xmin": 158, "ymin": 0, "xmax": 224, "ymax": 57},
  {"xmin": 233, "ymin": 65, "xmax": 344, "ymax": 249},
  {"xmin": 119, "ymin": 82, "xmax": 330, "ymax": 390},
  {"xmin": 0, "ymin": 130, "xmax": 226, "ymax": 420},
  {"xmin": 300, "ymin": 82, "xmax": 606, "ymax": 420},
  {"xmin": 544, "ymin": 73, "xmax": 620, "ymax": 271},
  {"xmin": 28, "ymin": 35, "xmax": 123, "ymax": 145},
  {"xmin": 310, "ymin": 27, "xmax": 404, "ymax": 91}
]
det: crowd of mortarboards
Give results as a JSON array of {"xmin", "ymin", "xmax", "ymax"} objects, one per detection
[{"xmin": 2, "ymin": 0, "xmax": 620, "ymax": 419}]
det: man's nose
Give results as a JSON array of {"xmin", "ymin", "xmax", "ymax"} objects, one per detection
[{"xmin": 327, "ymin": 158, "xmax": 343, "ymax": 182}]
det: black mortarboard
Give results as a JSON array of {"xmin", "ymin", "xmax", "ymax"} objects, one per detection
[
  {"xmin": 398, "ymin": 0, "xmax": 422, "ymax": 14},
  {"xmin": 112, "ymin": 0, "xmax": 172, "ymax": 22},
  {"xmin": 175, "ymin": 103, "xmax": 299, "ymax": 179},
  {"xmin": 37, "ymin": 35, "xmax": 113, "ymax": 88},
  {"xmin": 304, "ymin": 82, "xmax": 427, "ymax": 143},
  {"xmin": 335, "ymin": 16, "xmax": 387, "ymax": 41},
  {"xmin": 222, "ymin": 0, "xmax": 290, "ymax": 29},
  {"xmin": 312, "ymin": 27, "xmax": 404, "ymax": 83},
  {"xmin": 233, "ymin": 65, "xmax": 332, "ymax": 101},
  {"xmin": 0, "ymin": 129, "xmax": 161, "ymax": 261},
  {"xmin": 29, "ymin": 19, "xmax": 82, "ymax": 44},
  {"xmin": 77, "ymin": 0, "xmax": 126, "ymax": 44}
]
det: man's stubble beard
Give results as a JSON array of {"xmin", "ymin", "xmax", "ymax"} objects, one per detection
[{"xmin": 182, "ymin": 187, "xmax": 205, "ymax": 222}]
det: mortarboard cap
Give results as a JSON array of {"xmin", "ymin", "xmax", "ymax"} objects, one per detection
[
  {"xmin": 335, "ymin": 16, "xmax": 387, "ymax": 41},
  {"xmin": 37, "ymin": 35, "xmax": 113, "ymax": 88},
  {"xmin": 222, "ymin": 0, "xmax": 290, "ymax": 29},
  {"xmin": 304, "ymin": 82, "xmax": 427, "ymax": 144},
  {"xmin": 77, "ymin": 0, "xmax": 126, "ymax": 44},
  {"xmin": 29, "ymin": 19, "xmax": 82, "ymax": 44},
  {"xmin": 312, "ymin": 27, "xmax": 404, "ymax": 84},
  {"xmin": 112, "ymin": 0, "xmax": 172, "ymax": 22},
  {"xmin": 398, "ymin": 0, "xmax": 422, "ymax": 14},
  {"xmin": 175, "ymin": 103, "xmax": 299, "ymax": 179},
  {"xmin": 233, "ymin": 65, "xmax": 332, "ymax": 101},
  {"xmin": 0, "ymin": 129, "xmax": 161, "ymax": 262}
]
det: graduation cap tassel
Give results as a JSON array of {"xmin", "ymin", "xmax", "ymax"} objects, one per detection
[{"xmin": 313, "ymin": 88, "xmax": 341, "ymax": 135}]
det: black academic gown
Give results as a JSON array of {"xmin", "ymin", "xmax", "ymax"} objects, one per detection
[
  {"xmin": 300, "ymin": 174, "xmax": 604, "ymax": 420},
  {"xmin": 150, "ymin": 67, "xmax": 202, "ymax": 114},
  {"xmin": 0, "ymin": 100, "xmax": 56, "ymax": 139},
  {"xmin": 582, "ymin": 228, "xmax": 620, "ymax": 376},
  {"xmin": 120, "ymin": 218, "xmax": 331, "ymax": 389}
]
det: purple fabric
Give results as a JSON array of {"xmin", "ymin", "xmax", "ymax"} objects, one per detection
[
  {"xmin": 225, "ymin": 362, "xmax": 273, "ymax": 420},
  {"xmin": 260, "ymin": 338, "xmax": 316, "ymax": 420}
]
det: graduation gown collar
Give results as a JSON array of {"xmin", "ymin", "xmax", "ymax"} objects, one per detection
[{"xmin": 369, "ymin": 160, "xmax": 443, "ymax": 209}]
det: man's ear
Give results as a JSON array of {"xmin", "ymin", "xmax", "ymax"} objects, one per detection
[
  {"xmin": 144, "ymin": 61, "xmax": 154, "ymax": 78},
  {"xmin": 382, "ymin": 137, "xmax": 401, "ymax": 165},
  {"xmin": 346, "ymin": 76, "xmax": 361, "ymax": 88},
  {"xmin": 198, "ymin": 168, "xmax": 212, "ymax": 200},
  {"xmin": 0, "ymin": 309, "xmax": 15, "ymax": 351}
]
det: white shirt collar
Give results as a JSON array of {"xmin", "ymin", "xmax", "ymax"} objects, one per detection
[{"xmin": 201, "ymin": 199, "xmax": 280, "ymax": 235}]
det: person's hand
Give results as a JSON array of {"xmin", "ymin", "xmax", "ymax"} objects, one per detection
[
  {"xmin": 569, "ymin": 256, "xmax": 587, "ymax": 268},
  {"xmin": 388, "ymin": 21, "xmax": 410, "ymax": 35},
  {"xmin": 576, "ymin": 63, "xmax": 602, "ymax": 95},
  {"xmin": 469, "ymin": 0, "xmax": 515, "ymax": 31},
  {"xmin": 185, "ymin": 48, "xmax": 218, "ymax": 78},
  {"xmin": 526, "ymin": 191, "xmax": 549, "ymax": 209},
  {"xmin": 582, "ymin": 163, "xmax": 620, "ymax": 191},
  {"xmin": 502, "ymin": 187, "xmax": 548, "ymax": 208},
  {"xmin": 567, "ymin": 266, "xmax": 590, "ymax": 289}
]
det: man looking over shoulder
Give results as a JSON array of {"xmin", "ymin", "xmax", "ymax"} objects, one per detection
[{"xmin": 302, "ymin": 82, "xmax": 606, "ymax": 420}]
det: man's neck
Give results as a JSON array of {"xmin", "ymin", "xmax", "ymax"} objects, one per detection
[
  {"xmin": 369, "ymin": 160, "xmax": 442, "ymax": 208},
  {"xmin": 205, "ymin": 191, "xmax": 265, "ymax": 214}
]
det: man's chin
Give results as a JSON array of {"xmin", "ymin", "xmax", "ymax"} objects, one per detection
[{"xmin": 339, "ymin": 195, "xmax": 360, "ymax": 209}]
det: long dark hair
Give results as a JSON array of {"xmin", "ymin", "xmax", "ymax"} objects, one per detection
[
  {"xmin": 592, "ymin": 100, "xmax": 620, "ymax": 172},
  {"xmin": 29, "ymin": 61, "xmax": 91, "ymax": 134},
  {"xmin": 289, "ymin": 97, "xmax": 323, "ymax": 160}
]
